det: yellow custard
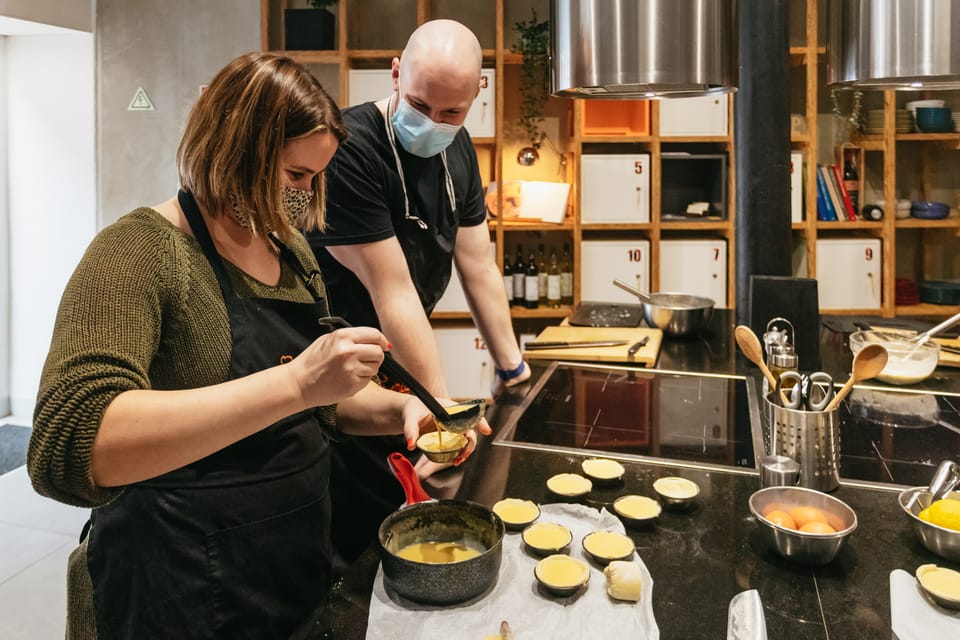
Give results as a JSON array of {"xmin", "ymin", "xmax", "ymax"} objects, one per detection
[
  {"xmin": 492, "ymin": 498, "xmax": 540, "ymax": 525},
  {"xmin": 522, "ymin": 522, "xmax": 572, "ymax": 550},
  {"xmin": 395, "ymin": 541, "xmax": 481, "ymax": 564},
  {"xmin": 546, "ymin": 473, "xmax": 593, "ymax": 496},
  {"xmin": 417, "ymin": 431, "xmax": 466, "ymax": 453},
  {"xmin": 535, "ymin": 554, "xmax": 589, "ymax": 589},
  {"xmin": 916, "ymin": 564, "xmax": 960, "ymax": 602},
  {"xmin": 581, "ymin": 458, "xmax": 625, "ymax": 480},
  {"xmin": 653, "ymin": 476, "xmax": 700, "ymax": 499},
  {"xmin": 583, "ymin": 530, "xmax": 635, "ymax": 560},
  {"xmin": 614, "ymin": 495, "xmax": 662, "ymax": 519}
]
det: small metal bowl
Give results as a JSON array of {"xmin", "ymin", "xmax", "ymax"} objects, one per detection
[
  {"xmin": 534, "ymin": 554, "xmax": 590, "ymax": 597},
  {"xmin": 491, "ymin": 498, "xmax": 541, "ymax": 531},
  {"xmin": 546, "ymin": 473, "xmax": 593, "ymax": 500},
  {"xmin": 415, "ymin": 431, "xmax": 467, "ymax": 464},
  {"xmin": 749, "ymin": 486, "xmax": 857, "ymax": 565},
  {"xmin": 916, "ymin": 564, "xmax": 960, "ymax": 610},
  {"xmin": 898, "ymin": 487, "xmax": 960, "ymax": 562},
  {"xmin": 581, "ymin": 530, "xmax": 636, "ymax": 566},
  {"xmin": 521, "ymin": 521, "xmax": 573, "ymax": 557},
  {"xmin": 613, "ymin": 495, "xmax": 662, "ymax": 528},
  {"xmin": 652, "ymin": 476, "xmax": 700, "ymax": 511},
  {"xmin": 580, "ymin": 458, "xmax": 626, "ymax": 485}
]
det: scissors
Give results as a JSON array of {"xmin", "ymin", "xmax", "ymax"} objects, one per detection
[{"xmin": 777, "ymin": 370, "xmax": 835, "ymax": 411}]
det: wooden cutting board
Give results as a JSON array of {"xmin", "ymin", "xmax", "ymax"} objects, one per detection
[
  {"xmin": 935, "ymin": 337, "xmax": 960, "ymax": 368},
  {"xmin": 523, "ymin": 326, "xmax": 662, "ymax": 365}
]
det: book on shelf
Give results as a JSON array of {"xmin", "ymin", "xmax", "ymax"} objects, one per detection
[
  {"xmin": 790, "ymin": 152, "xmax": 804, "ymax": 222},
  {"xmin": 819, "ymin": 165, "xmax": 845, "ymax": 222},
  {"xmin": 830, "ymin": 164, "xmax": 857, "ymax": 220},
  {"xmin": 815, "ymin": 166, "xmax": 837, "ymax": 221}
]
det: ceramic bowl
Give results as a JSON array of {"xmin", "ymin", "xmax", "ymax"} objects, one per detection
[
  {"xmin": 849, "ymin": 330, "xmax": 939, "ymax": 385},
  {"xmin": 915, "ymin": 107, "xmax": 954, "ymax": 133},
  {"xmin": 910, "ymin": 201, "xmax": 950, "ymax": 220},
  {"xmin": 749, "ymin": 486, "xmax": 857, "ymax": 565}
]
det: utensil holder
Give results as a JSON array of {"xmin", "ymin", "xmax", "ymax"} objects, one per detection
[{"xmin": 765, "ymin": 393, "xmax": 840, "ymax": 492}]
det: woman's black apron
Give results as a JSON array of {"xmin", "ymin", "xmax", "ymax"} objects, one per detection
[{"xmin": 86, "ymin": 191, "xmax": 333, "ymax": 639}]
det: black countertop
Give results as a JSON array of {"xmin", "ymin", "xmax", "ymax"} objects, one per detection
[{"xmin": 294, "ymin": 311, "xmax": 959, "ymax": 639}]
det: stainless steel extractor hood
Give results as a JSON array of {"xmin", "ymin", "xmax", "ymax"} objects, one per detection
[
  {"xmin": 550, "ymin": 0, "xmax": 738, "ymax": 99},
  {"xmin": 828, "ymin": 0, "xmax": 960, "ymax": 90}
]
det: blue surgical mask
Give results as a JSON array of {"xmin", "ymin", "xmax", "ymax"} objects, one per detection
[{"xmin": 391, "ymin": 98, "xmax": 461, "ymax": 158}]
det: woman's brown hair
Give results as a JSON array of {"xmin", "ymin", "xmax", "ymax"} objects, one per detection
[{"xmin": 177, "ymin": 52, "xmax": 346, "ymax": 238}]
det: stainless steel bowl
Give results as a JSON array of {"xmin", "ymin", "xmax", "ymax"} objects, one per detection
[
  {"xmin": 749, "ymin": 486, "xmax": 857, "ymax": 565},
  {"xmin": 643, "ymin": 293, "xmax": 715, "ymax": 338},
  {"xmin": 898, "ymin": 487, "xmax": 960, "ymax": 561}
]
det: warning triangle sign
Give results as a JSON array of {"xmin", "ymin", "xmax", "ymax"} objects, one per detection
[{"xmin": 128, "ymin": 87, "xmax": 155, "ymax": 111}]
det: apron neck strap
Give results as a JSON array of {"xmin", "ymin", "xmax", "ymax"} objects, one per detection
[
  {"xmin": 178, "ymin": 189, "xmax": 236, "ymax": 300},
  {"xmin": 268, "ymin": 233, "xmax": 326, "ymax": 303}
]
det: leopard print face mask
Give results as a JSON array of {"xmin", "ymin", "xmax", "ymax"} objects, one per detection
[{"xmin": 230, "ymin": 186, "xmax": 314, "ymax": 230}]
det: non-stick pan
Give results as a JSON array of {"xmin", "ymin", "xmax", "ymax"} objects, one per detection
[{"xmin": 377, "ymin": 453, "xmax": 504, "ymax": 605}]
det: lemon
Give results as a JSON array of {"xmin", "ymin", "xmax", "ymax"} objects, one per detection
[{"xmin": 924, "ymin": 498, "xmax": 960, "ymax": 531}]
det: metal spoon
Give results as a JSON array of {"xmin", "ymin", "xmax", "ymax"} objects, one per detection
[
  {"xmin": 823, "ymin": 343, "xmax": 888, "ymax": 411},
  {"xmin": 910, "ymin": 309, "xmax": 960, "ymax": 347},
  {"xmin": 316, "ymin": 316, "xmax": 483, "ymax": 432},
  {"xmin": 734, "ymin": 325, "xmax": 778, "ymax": 390}
]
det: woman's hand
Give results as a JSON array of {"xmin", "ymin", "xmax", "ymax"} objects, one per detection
[
  {"xmin": 400, "ymin": 397, "xmax": 492, "ymax": 468},
  {"xmin": 289, "ymin": 327, "xmax": 389, "ymax": 407}
]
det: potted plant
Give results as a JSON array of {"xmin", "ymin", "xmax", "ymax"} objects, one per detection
[
  {"xmin": 285, "ymin": 0, "xmax": 338, "ymax": 51},
  {"xmin": 512, "ymin": 10, "xmax": 550, "ymax": 148}
]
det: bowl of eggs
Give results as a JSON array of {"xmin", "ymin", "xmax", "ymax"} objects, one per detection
[{"xmin": 749, "ymin": 486, "xmax": 858, "ymax": 565}]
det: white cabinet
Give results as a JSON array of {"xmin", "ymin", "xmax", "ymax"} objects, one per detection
[
  {"xmin": 659, "ymin": 239, "xmax": 727, "ymax": 305},
  {"xmin": 812, "ymin": 238, "xmax": 882, "ymax": 309},
  {"xmin": 347, "ymin": 69, "xmax": 392, "ymax": 106},
  {"xmin": 348, "ymin": 68, "xmax": 496, "ymax": 138},
  {"xmin": 580, "ymin": 240, "xmax": 650, "ymax": 303},
  {"xmin": 464, "ymin": 69, "xmax": 495, "ymax": 138},
  {"xmin": 659, "ymin": 95, "xmax": 728, "ymax": 137},
  {"xmin": 434, "ymin": 328, "xmax": 494, "ymax": 399},
  {"xmin": 791, "ymin": 152, "xmax": 804, "ymax": 223},
  {"xmin": 580, "ymin": 154, "xmax": 650, "ymax": 223}
]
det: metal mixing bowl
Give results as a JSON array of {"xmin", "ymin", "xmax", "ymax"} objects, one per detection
[
  {"xmin": 749, "ymin": 486, "xmax": 857, "ymax": 565},
  {"xmin": 897, "ymin": 487, "xmax": 960, "ymax": 561},
  {"xmin": 642, "ymin": 292, "xmax": 715, "ymax": 338}
]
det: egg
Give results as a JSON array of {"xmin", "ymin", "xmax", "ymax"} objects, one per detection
[
  {"xmin": 799, "ymin": 521, "xmax": 836, "ymax": 534},
  {"xmin": 763, "ymin": 509, "xmax": 797, "ymax": 530},
  {"xmin": 789, "ymin": 505, "xmax": 828, "ymax": 528}
]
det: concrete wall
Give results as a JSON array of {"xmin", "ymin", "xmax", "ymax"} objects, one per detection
[
  {"xmin": 96, "ymin": 0, "xmax": 260, "ymax": 225},
  {"xmin": 6, "ymin": 33, "xmax": 96, "ymax": 416},
  {"xmin": 0, "ymin": 0, "xmax": 92, "ymax": 32}
]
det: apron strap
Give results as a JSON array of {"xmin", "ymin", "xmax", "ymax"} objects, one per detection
[
  {"xmin": 268, "ymin": 233, "xmax": 327, "ymax": 304},
  {"xmin": 178, "ymin": 190, "xmax": 237, "ymax": 303}
]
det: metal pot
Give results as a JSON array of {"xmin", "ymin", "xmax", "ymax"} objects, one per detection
[
  {"xmin": 377, "ymin": 453, "xmax": 504, "ymax": 605},
  {"xmin": 613, "ymin": 279, "xmax": 714, "ymax": 337}
]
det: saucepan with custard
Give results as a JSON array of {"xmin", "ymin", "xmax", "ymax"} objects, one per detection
[{"xmin": 377, "ymin": 452, "xmax": 505, "ymax": 605}]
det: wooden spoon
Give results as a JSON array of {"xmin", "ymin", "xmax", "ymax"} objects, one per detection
[
  {"xmin": 734, "ymin": 325, "xmax": 778, "ymax": 390},
  {"xmin": 824, "ymin": 343, "xmax": 888, "ymax": 411}
]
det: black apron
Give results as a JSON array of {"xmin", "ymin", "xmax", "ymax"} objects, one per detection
[{"xmin": 86, "ymin": 191, "xmax": 333, "ymax": 639}]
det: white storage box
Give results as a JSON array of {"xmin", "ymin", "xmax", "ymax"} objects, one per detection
[
  {"xmin": 580, "ymin": 240, "xmax": 650, "ymax": 303},
  {"xmin": 659, "ymin": 239, "xmax": 727, "ymax": 305},
  {"xmin": 581, "ymin": 154, "xmax": 650, "ymax": 223}
]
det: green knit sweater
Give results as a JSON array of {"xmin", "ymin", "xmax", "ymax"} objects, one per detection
[{"xmin": 29, "ymin": 207, "xmax": 336, "ymax": 507}]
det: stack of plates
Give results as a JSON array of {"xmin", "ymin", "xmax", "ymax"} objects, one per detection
[
  {"xmin": 952, "ymin": 112, "xmax": 960, "ymax": 132},
  {"xmin": 862, "ymin": 109, "xmax": 913, "ymax": 134}
]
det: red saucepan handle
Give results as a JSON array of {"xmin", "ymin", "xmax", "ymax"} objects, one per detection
[{"xmin": 387, "ymin": 452, "xmax": 432, "ymax": 505}]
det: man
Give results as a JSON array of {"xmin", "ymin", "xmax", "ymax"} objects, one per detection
[{"xmin": 307, "ymin": 19, "xmax": 529, "ymax": 561}]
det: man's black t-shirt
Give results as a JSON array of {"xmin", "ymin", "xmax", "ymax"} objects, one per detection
[{"xmin": 307, "ymin": 101, "xmax": 487, "ymax": 329}]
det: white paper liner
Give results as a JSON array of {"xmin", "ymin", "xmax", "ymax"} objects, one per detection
[
  {"xmin": 366, "ymin": 502, "xmax": 659, "ymax": 639},
  {"xmin": 890, "ymin": 569, "xmax": 960, "ymax": 640}
]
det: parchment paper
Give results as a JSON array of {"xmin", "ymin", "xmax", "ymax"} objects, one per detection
[
  {"xmin": 890, "ymin": 569, "xmax": 960, "ymax": 640},
  {"xmin": 365, "ymin": 502, "xmax": 659, "ymax": 639}
]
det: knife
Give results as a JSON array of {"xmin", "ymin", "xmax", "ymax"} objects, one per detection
[{"xmin": 524, "ymin": 340, "xmax": 630, "ymax": 350}]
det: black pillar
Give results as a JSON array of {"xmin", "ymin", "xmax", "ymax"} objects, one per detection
[{"xmin": 735, "ymin": 0, "xmax": 792, "ymax": 325}]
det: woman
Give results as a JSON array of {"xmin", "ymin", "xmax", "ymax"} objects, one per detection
[{"xmin": 28, "ymin": 52, "xmax": 479, "ymax": 639}]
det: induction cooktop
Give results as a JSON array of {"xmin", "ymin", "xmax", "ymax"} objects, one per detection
[{"xmin": 495, "ymin": 362, "xmax": 960, "ymax": 488}]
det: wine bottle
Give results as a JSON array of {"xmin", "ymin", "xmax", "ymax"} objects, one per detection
[
  {"xmin": 502, "ymin": 254, "xmax": 513, "ymax": 301},
  {"xmin": 560, "ymin": 243, "xmax": 573, "ymax": 305},
  {"xmin": 843, "ymin": 153, "xmax": 860, "ymax": 215},
  {"xmin": 512, "ymin": 244, "xmax": 525, "ymax": 306},
  {"xmin": 537, "ymin": 243, "xmax": 547, "ymax": 305},
  {"xmin": 525, "ymin": 251, "xmax": 539, "ymax": 309},
  {"xmin": 547, "ymin": 251, "xmax": 561, "ymax": 308}
]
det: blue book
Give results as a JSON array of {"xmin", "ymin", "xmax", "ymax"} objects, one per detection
[{"xmin": 815, "ymin": 166, "xmax": 838, "ymax": 221}]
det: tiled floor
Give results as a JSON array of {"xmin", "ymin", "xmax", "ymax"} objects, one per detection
[{"xmin": 0, "ymin": 422, "xmax": 90, "ymax": 639}]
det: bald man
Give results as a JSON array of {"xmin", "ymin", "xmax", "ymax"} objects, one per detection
[{"xmin": 306, "ymin": 20, "xmax": 529, "ymax": 562}]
